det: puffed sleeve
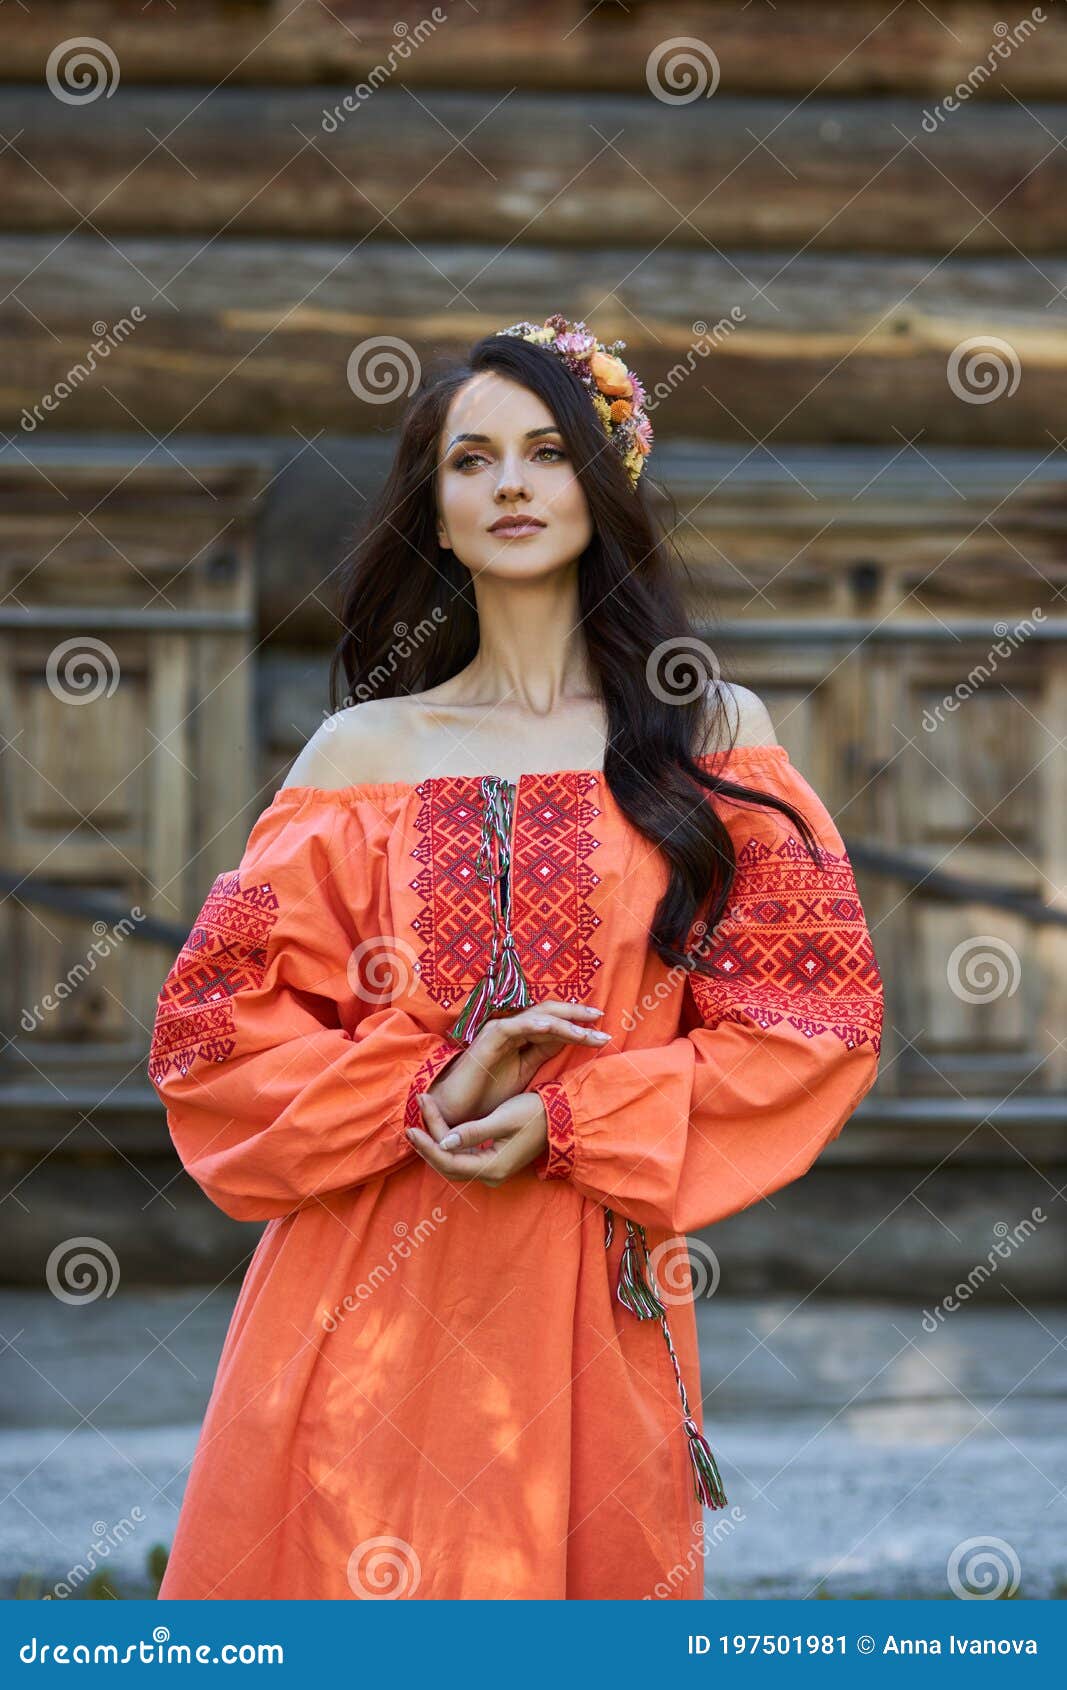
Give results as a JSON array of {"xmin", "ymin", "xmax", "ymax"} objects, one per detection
[
  {"xmin": 147, "ymin": 789, "xmax": 465, "ymax": 1221},
  {"xmin": 531, "ymin": 754, "xmax": 884, "ymax": 1234}
]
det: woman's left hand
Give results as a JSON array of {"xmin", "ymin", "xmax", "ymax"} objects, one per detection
[{"xmin": 405, "ymin": 1089, "xmax": 548, "ymax": 1185}]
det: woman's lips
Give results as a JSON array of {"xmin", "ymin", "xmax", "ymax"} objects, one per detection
[{"xmin": 489, "ymin": 520, "xmax": 546, "ymax": 537}]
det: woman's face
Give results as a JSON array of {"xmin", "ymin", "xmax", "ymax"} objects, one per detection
[{"xmin": 435, "ymin": 371, "xmax": 593, "ymax": 575}]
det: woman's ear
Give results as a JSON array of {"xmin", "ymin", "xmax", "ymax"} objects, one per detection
[{"xmin": 436, "ymin": 520, "xmax": 451, "ymax": 552}]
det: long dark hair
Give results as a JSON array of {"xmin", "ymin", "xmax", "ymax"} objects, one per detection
[{"xmin": 329, "ymin": 331, "xmax": 822, "ymax": 979}]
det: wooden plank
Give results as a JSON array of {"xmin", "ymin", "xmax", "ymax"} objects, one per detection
[
  {"xmin": 1037, "ymin": 650, "xmax": 1067, "ymax": 1088},
  {"xmin": 3, "ymin": 87, "xmax": 1066, "ymax": 252},
  {"xmin": 1, "ymin": 235, "xmax": 1064, "ymax": 443},
  {"xmin": 191, "ymin": 626, "xmax": 258, "ymax": 885},
  {"xmin": 147, "ymin": 640, "xmax": 192, "ymax": 916},
  {"xmin": 885, "ymin": 645, "xmax": 1054, "ymax": 1097},
  {"xmin": 6, "ymin": 1, "xmax": 1067, "ymax": 98}
]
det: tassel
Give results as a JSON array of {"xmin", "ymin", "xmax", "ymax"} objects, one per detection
[
  {"xmin": 615, "ymin": 1217, "xmax": 665, "ymax": 1319},
  {"xmin": 449, "ymin": 972, "xmax": 496, "ymax": 1044},
  {"xmin": 684, "ymin": 1416, "xmax": 729, "ymax": 1509},
  {"xmin": 608, "ymin": 1210, "xmax": 729, "ymax": 1511},
  {"xmin": 493, "ymin": 932, "xmax": 533, "ymax": 1010},
  {"xmin": 448, "ymin": 935, "xmax": 534, "ymax": 1044}
]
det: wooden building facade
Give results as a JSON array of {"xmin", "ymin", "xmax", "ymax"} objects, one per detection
[{"xmin": 1, "ymin": 0, "xmax": 1064, "ymax": 1293}]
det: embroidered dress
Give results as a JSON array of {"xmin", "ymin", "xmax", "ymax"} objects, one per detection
[{"xmin": 147, "ymin": 745, "xmax": 883, "ymax": 1600}]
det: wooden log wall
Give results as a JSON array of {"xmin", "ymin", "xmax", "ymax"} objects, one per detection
[
  {"xmin": 0, "ymin": 0, "xmax": 1065, "ymax": 445},
  {"xmin": 2, "ymin": 0, "xmax": 1066, "ymax": 1270}
]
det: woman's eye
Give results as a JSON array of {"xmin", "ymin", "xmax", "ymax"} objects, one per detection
[{"xmin": 450, "ymin": 444, "xmax": 566, "ymax": 471}]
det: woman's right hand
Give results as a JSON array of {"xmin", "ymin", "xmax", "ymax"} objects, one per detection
[{"xmin": 421, "ymin": 1001, "xmax": 611, "ymax": 1127}]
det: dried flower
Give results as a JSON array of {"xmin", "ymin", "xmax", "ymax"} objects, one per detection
[{"xmin": 495, "ymin": 313, "xmax": 652, "ymax": 487}]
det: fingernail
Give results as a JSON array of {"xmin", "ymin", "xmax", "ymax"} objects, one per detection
[
  {"xmin": 591, "ymin": 1030, "xmax": 611, "ymax": 1041},
  {"xmin": 440, "ymin": 1131, "xmax": 461, "ymax": 1150}
]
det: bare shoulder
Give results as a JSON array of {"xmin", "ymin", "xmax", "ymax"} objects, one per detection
[
  {"xmin": 279, "ymin": 699, "xmax": 405, "ymax": 791},
  {"xmin": 699, "ymin": 681, "xmax": 780, "ymax": 753}
]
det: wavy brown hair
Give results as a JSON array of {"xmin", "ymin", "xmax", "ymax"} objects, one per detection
[{"xmin": 329, "ymin": 330, "xmax": 823, "ymax": 978}]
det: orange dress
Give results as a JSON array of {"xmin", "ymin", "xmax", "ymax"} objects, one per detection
[{"xmin": 147, "ymin": 745, "xmax": 883, "ymax": 1600}]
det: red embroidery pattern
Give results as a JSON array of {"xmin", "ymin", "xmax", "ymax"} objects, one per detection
[
  {"xmin": 402, "ymin": 1038, "xmax": 466, "ymax": 1140},
  {"xmin": 688, "ymin": 833, "xmax": 883, "ymax": 1053},
  {"xmin": 409, "ymin": 774, "xmax": 603, "ymax": 1011},
  {"xmin": 147, "ymin": 870, "xmax": 279, "ymax": 1085},
  {"xmin": 534, "ymin": 1080, "xmax": 576, "ymax": 1180}
]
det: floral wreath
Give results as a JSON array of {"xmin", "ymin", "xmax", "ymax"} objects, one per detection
[{"xmin": 495, "ymin": 312, "xmax": 653, "ymax": 488}]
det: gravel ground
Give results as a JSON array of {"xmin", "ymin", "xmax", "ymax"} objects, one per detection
[{"xmin": 1, "ymin": 1289, "xmax": 1064, "ymax": 1601}]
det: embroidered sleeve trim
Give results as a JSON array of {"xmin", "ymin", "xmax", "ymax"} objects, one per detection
[
  {"xmin": 402, "ymin": 1037, "xmax": 467, "ymax": 1145},
  {"xmin": 534, "ymin": 1079, "xmax": 576, "ymax": 1181},
  {"xmin": 687, "ymin": 832, "xmax": 884, "ymax": 1055},
  {"xmin": 148, "ymin": 869, "xmax": 279, "ymax": 1087}
]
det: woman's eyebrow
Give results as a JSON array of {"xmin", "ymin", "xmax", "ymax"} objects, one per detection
[{"xmin": 445, "ymin": 426, "xmax": 560, "ymax": 448}]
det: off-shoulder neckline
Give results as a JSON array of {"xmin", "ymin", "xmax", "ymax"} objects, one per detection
[{"xmin": 269, "ymin": 743, "xmax": 792, "ymax": 807}]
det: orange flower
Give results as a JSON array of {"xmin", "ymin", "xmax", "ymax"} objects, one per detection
[
  {"xmin": 590, "ymin": 351, "xmax": 632, "ymax": 399},
  {"xmin": 609, "ymin": 399, "xmax": 633, "ymax": 422}
]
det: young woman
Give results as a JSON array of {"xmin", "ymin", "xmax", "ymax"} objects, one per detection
[{"xmin": 148, "ymin": 315, "xmax": 884, "ymax": 1601}]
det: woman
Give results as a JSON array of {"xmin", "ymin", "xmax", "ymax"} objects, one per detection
[{"xmin": 148, "ymin": 314, "xmax": 884, "ymax": 1600}]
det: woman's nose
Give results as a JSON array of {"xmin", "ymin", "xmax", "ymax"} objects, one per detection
[{"xmin": 494, "ymin": 460, "xmax": 530, "ymax": 501}]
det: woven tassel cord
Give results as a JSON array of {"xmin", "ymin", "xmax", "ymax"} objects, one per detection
[
  {"xmin": 448, "ymin": 973, "xmax": 496, "ymax": 1045},
  {"xmin": 683, "ymin": 1417, "xmax": 728, "ymax": 1510},
  {"xmin": 448, "ymin": 777, "xmax": 533, "ymax": 1044},
  {"xmin": 607, "ymin": 1212, "xmax": 729, "ymax": 1510},
  {"xmin": 616, "ymin": 1218, "xmax": 666, "ymax": 1319}
]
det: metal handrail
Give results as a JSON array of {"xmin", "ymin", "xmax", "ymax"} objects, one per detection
[{"xmin": 845, "ymin": 841, "xmax": 1067, "ymax": 926}]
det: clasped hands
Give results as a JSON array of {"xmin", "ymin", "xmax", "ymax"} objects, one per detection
[{"xmin": 403, "ymin": 1002, "xmax": 610, "ymax": 1187}]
